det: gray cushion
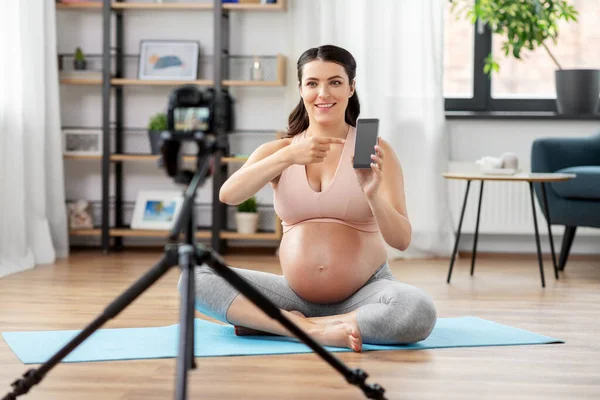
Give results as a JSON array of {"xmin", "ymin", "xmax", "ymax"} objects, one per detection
[{"xmin": 551, "ymin": 166, "xmax": 600, "ymax": 200}]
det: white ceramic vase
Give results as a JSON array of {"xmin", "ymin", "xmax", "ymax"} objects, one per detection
[{"xmin": 235, "ymin": 212, "xmax": 259, "ymax": 234}]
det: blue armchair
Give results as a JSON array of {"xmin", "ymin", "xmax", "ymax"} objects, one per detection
[{"xmin": 531, "ymin": 133, "xmax": 600, "ymax": 270}]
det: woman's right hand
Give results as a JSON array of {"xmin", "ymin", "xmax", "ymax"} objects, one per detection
[{"xmin": 284, "ymin": 136, "xmax": 346, "ymax": 165}]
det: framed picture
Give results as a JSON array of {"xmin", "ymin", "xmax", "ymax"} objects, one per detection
[
  {"xmin": 131, "ymin": 190, "xmax": 184, "ymax": 230},
  {"xmin": 138, "ymin": 40, "xmax": 200, "ymax": 81},
  {"xmin": 62, "ymin": 129, "xmax": 101, "ymax": 155}
]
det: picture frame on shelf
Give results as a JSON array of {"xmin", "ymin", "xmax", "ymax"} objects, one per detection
[
  {"xmin": 138, "ymin": 40, "xmax": 200, "ymax": 81},
  {"xmin": 62, "ymin": 129, "xmax": 101, "ymax": 155},
  {"xmin": 131, "ymin": 190, "xmax": 184, "ymax": 230}
]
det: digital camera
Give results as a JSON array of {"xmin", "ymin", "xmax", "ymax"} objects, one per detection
[{"xmin": 166, "ymin": 85, "xmax": 234, "ymax": 134}]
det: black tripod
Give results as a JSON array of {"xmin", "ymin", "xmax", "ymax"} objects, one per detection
[{"xmin": 3, "ymin": 133, "xmax": 386, "ymax": 400}]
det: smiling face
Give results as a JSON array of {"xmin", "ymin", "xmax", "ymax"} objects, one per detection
[{"xmin": 299, "ymin": 60, "xmax": 355, "ymax": 127}]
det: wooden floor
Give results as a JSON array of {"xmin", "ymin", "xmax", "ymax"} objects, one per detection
[{"xmin": 1, "ymin": 249, "xmax": 599, "ymax": 400}]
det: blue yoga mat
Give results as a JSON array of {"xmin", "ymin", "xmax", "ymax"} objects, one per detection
[{"xmin": 1, "ymin": 317, "xmax": 563, "ymax": 364}]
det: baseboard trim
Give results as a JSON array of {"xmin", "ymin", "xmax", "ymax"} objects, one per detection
[
  {"xmin": 456, "ymin": 251, "xmax": 600, "ymax": 261},
  {"xmin": 457, "ymin": 233, "xmax": 600, "ymax": 256}
]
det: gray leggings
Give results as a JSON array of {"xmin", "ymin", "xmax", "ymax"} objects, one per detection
[{"xmin": 181, "ymin": 262, "xmax": 437, "ymax": 345}]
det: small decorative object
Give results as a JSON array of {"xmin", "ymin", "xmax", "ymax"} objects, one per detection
[
  {"xmin": 500, "ymin": 152, "xmax": 519, "ymax": 170},
  {"xmin": 147, "ymin": 112, "xmax": 168, "ymax": 154},
  {"xmin": 131, "ymin": 190, "xmax": 184, "ymax": 230},
  {"xmin": 59, "ymin": 51, "xmax": 102, "ymax": 80},
  {"xmin": 235, "ymin": 196, "xmax": 259, "ymax": 234},
  {"xmin": 138, "ymin": 40, "xmax": 200, "ymax": 81},
  {"xmin": 250, "ymin": 56, "xmax": 264, "ymax": 81},
  {"xmin": 73, "ymin": 47, "xmax": 87, "ymax": 70},
  {"xmin": 62, "ymin": 129, "xmax": 101, "ymax": 155},
  {"xmin": 67, "ymin": 200, "xmax": 94, "ymax": 229},
  {"xmin": 475, "ymin": 154, "xmax": 520, "ymax": 175}
]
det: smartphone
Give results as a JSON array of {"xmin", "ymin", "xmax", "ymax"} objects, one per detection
[{"xmin": 353, "ymin": 118, "xmax": 379, "ymax": 169}]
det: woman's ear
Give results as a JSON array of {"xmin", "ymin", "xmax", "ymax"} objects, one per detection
[{"xmin": 349, "ymin": 79, "xmax": 356, "ymax": 97}]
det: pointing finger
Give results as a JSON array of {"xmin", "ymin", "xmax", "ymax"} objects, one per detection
[{"xmin": 315, "ymin": 136, "xmax": 345, "ymax": 144}]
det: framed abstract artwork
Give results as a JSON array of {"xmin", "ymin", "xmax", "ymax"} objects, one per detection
[
  {"xmin": 138, "ymin": 40, "xmax": 200, "ymax": 81},
  {"xmin": 62, "ymin": 129, "xmax": 102, "ymax": 155},
  {"xmin": 131, "ymin": 190, "xmax": 184, "ymax": 230}
]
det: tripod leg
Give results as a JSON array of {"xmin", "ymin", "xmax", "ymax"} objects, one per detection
[
  {"xmin": 186, "ymin": 257, "xmax": 197, "ymax": 371},
  {"xmin": 2, "ymin": 248, "xmax": 180, "ymax": 400},
  {"xmin": 175, "ymin": 244, "xmax": 197, "ymax": 400},
  {"xmin": 195, "ymin": 245, "xmax": 387, "ymax": 400}
]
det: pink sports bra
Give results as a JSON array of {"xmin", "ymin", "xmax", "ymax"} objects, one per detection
[{"xmin": 273, "ymin": 126, "xmax": 379, "ymax": 233}]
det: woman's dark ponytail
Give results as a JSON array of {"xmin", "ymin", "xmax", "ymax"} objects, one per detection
[
  {"xmin": 286, "ymin": 98, "xmax": 310, "ymax": 138},
  {"xmin": 345, "ymin": 90, "xmax": 360, "ymax": 127}
]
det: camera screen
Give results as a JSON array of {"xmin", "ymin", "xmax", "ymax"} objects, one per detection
[{"xmin": 174, "ymin": 107, "xmax": 210, "ymax": 132}]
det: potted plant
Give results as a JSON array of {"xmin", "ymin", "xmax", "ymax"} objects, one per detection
[
  {"xmin": 147, "ymin": 112, "xmax": 167, "ymax": 154},
  {"xmin": 235, "ymin": 196, "xmax": 259, "ymax": 234},
  {"xmin": 73, "ymin": 47, "xmax": 87, "ymax": 70},
  {"xmin": 451, "ymin": 0, "xmax": 599, "ymax": 115}
]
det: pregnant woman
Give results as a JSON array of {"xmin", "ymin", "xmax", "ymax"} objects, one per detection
[{"xmin": 187, "ymin": 44, "xmax": 437, "ymax": 352}]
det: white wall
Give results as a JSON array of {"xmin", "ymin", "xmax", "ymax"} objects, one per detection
[{"xmin": 57, "ymin": 4, "xmax": 600, "ymax": 254}]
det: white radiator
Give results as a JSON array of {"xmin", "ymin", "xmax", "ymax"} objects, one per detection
[{"xmin": 446, "ymin": 162, "xmax": 599, "ymax": 237}]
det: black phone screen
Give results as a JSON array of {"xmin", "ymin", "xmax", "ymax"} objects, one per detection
[{"xmin": 353, "ymin": 118, "xmax": 379, "ymax": 168}]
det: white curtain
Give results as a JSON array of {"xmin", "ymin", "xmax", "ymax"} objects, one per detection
[
  {"xmin": 285, "ymin": 0, "xmax": 454, "ymax": 258},
  {"xmin": 0, "ymin": 1, "xmax": 69, "ymax": 278}
]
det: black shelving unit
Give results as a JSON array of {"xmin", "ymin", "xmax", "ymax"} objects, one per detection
[
  {"xmin": 100, "ymin": 1, "xmax": 228, "ymax": 254},
  {"xmin": 101, "ymin": 0, "xmax": 112, "ymax": 254},
  {"xmin": 210, "ymin": 0, "xmax": 229, "ymax": 254},
  {"xmin": 54, "ymin": 0, "xmax": 287, "ymax": 254}
]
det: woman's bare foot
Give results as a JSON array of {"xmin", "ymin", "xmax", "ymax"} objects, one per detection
[
  {"xmin": 308, "ymin": 316, "xmax": 350, "ymax": 325},
  {"xmin": 307, "ymin": 311, "xmax": 358, "ymax": 327},
  {"xmin": 310, "ymin": 321, "xmax": 363, "ymax": 352},
  {"xmin": 289, "ymin": 312, "xmax": 362, "ymax": 351},
  {"xmin": 233, "ymin": 309, "xmax": 363, "ymax": 352}
]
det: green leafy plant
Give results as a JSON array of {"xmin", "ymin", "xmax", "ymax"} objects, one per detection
[
  {"xmin": 450, "ymin": 0, "xmax": 579, "ymax": 74},
  {"xmin": 237, "ymin": 196, "xmax": 257, "ymax": 213},
  {"xmin": 148, "ymin": 113, "xmax": 167, "ymax": 131},
  {"xmin": 74, "ymin": 47, "xmax": 86, "ymax": 62}
]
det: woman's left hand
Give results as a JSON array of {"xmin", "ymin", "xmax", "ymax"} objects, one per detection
[{"xmin": 353, "ymin": 139, "xmax": 384, "ymax": 199}]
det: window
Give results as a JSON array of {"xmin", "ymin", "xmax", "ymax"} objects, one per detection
[
  {"xmin": 443, "ymin": 0, "xmax": 474, "ymax": 99},
  {"xmin": 444, "ymin": 0, "xmax": 599, "ymax": 113},
  {"xmin": 492, "ymin": 0, "xmax": 600, "ymax": 99}
]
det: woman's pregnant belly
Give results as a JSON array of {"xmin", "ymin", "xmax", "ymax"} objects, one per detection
[{"xmin": 278, "ymin": 222, "xmax": 388, "ymax": 304}]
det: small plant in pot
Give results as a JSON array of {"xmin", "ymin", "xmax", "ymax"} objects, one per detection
[
  {"xmin": 148, "ymin": 112, "xmax": 167, "ymax": 154},
  {"xmin": 235, "ymin": 196, "xmax": 259, "ymax": 234},
  {"xmin": 451, "ymin": 0, "xmax": 599, "ymax": 115},
  {"xmin": 73, "ymin": 47, "xmax": 87, "ymax": 70}
]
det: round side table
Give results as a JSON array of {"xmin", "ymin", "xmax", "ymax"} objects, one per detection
[{"xmin": 443, "ymin": 172, "xmax": 576, "ymax": 288}]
